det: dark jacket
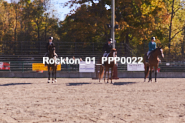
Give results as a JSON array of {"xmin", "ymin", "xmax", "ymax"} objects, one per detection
[
  {"xmin": 46, "ymin": 42, "xmax": 55, "ymax": 52},
  {"xmin": 103, "ymin": 43, "xmax": 112, "ymax": 53},
  {"xmin": 148, "ymin": 41, "xmax": 156, "ymax": 51}
]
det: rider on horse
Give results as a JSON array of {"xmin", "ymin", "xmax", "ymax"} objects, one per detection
[
  {"xmin": 45, "ymin": 37, "xmax": 55, "ymax": 57},
  {"xmin": 102, "ymin": 38, "xmax": 113, "ymax": 66},
  {"xmin": 103, "ymin": 38, "xmax": 113, "ymax": 57},
  {"xmin": 146, "ymin": 37, "xmax": 156, "ymax": 63}
]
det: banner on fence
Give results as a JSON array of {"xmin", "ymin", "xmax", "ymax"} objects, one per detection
[
  {"xmin": 79, "ymin": 61, "xmax": 95, "ymax": 72},
  {"xmin": 127, "ymin": 63, "xmax": 145, "ymax": 71},
  {"xmin": 32, "ymin": 63, "xmax": 61, "ymax": 71},
  {"xmin": 0, "ymin": 62, "xmax": 10, "ymax": 70}
]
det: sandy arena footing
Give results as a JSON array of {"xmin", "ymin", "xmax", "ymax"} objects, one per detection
[{"xmin": 0, "ymin": 78, "xmax": 185, "ymax": 123}]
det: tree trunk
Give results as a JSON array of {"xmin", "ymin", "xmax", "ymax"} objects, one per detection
[
  {"xmin": 36, "ymin": 20, "xmax": 40, "ymax": 41},
  {"xmin": 45, "ymin": 15, "xmax": 47, "ymax": 41},
  {"xmin": 15, "ymin": 5, "xmax": 17, "ymax": 42},
  {"xmin": 169, "ymin": 0, "xmax": 175, "ymax": 55}
]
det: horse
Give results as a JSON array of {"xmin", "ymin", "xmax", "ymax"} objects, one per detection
[
  {"xmin": 47, "ymin": 45, "xmax": 57, "ymax": 83},
  {"xmin": 99, "ymin": 48, "xmax": 117, "ymax": 83},
  {"xmin": 143, "ymin": 46, "xmax": 164, "ymax": 82}
]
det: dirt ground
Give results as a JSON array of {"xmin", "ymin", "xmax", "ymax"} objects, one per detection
[{"xmin": 0, "ymin": 78, "xmax": 185, "ymax": 123}]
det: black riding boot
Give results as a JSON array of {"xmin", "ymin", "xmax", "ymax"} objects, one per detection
[
  {"xmin": 44, "ymin": 52, "xmax": 49, "ymax": 66},
  {"xmin": 146, "ymin": 56, "xmax": 149, "ymax": 63}
]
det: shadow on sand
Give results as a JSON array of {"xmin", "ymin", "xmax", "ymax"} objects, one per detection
[
  {"xmin": 113, "ymin": 82, "xmax": 136, "ymax": 86},
  {"xmin": 0, "ymin": 83, "xmax": 32, "ymax": 86},
  {"xmin": 66, "ymin": 83, "xmax": 91, "ymax": 86}
]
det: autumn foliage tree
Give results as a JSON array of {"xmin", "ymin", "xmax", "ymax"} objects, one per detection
[
  {"xmin": 1, "ymin": 0, "xmax": 185, "ymax": 59},
  {"xmin": 61, "ymin": 0, "xmax": 171, "ymax": 56},
  {"xmin": 0, "ymin": 0, "xmax": 59, "ymax": 42}
]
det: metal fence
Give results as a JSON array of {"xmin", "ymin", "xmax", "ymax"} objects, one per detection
[
  {"xmin": 0, "ymin": 41, "xmax": 134, "ymax": 56},
  {"xmin": 1, "ymin": 61, "xmax": 185, "ymax": 72},
  {"xmin": 1, "ymin": 41, "xmax": 185, "ymax": 72}
]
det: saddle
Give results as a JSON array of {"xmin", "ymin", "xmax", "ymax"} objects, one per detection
[
  {"xmin": 145, "ymin": 52, "xmax": 161, "ymax": 63},
  {"xmin": 45, "ymin": 52, "xmax": 58, "ymax": 57}
]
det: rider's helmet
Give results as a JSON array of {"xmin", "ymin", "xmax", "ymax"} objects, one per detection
[
  {"xmin": 49, "ymin": 37, "xmax": 53, "ymax": 40},
  {"xmin": 151, "ymin": 37, "xmax": 155, "ymax": 41},
  {"xmin": 108, "ymin": 38, "xmax": 113, "ymax": 43}
]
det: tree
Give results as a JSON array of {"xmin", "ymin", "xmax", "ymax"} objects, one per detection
[{"xmin": 62, "ymin": 0, "xmax": 170, "ymax": 56}]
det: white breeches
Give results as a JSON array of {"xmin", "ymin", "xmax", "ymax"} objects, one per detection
[
  {"xmin": 147, "ymin": 51, "xmax": 151, "ymax": 56},
  {"xmin": 103, "ymin": 53, "xmax": 109, "ymax": 57}
]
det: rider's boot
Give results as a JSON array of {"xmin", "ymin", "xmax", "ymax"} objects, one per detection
[
  {"xmin": 102, "ymin": 63, "xmax": 105, "ymax": 67},
  {"xmin": 44, "ymin": 52, "xmax": 48, "ymax": 66},
  {"xmin": 146, "ymin": 55, "xmax": 149, "ymax": 63}
]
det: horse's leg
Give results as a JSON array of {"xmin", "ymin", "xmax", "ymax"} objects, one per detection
[
  {"xmin": 99, "ymin": 59, "xmax": 102, "ymax": 82},
  {"xmin": 144, "ymin": 65, "xmax": 147, "ymax": 82},
  {"xmin": 52, "ymin": 66, "xmax": 54, "ymax": 83},
  {"xmin": 148, "ymin": 70, "xmax": 151, "ymax": 82},
  {"xmin": 107, "ymin": 68, "xmax": 109, "ymax": 83},
  {"xmin": 155, "ymin": 70, "xmax": 157, "ymax": 82},
  {"xmin": 99, "ymin": 66, "xmax": 101, "ymax": 82},
  {"xmin": 99, "ymin": 65, "xmax": 103, "ymax": 82},
  {"xmin": 148, "ymin": 66, "xmax": 153, "ymax": 82},
  {"xmin": 104, "ymin": 69, "xmax": 106, "ymax": 83},
  {"xmin": 144, "ymin": 65, "xmax": 149, "ymax": 82},
  {"xmin": 55, "ymin": 66, "xmax": 57, "ymax": 82},
  {"xmin": 155, "ymin": 65, "xmax": 158, "ymax": 82},
  {"xmin": 48, "ymin": 66, "xmax": 50, "ymax": 83},
  {"xmin": 111, "ymin": 67, "xmax": 113, "ymax": 83}
]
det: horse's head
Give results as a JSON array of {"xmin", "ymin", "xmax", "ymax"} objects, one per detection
[
  {"xmin": 111, "ymin": 48, "xmax": 117, "ymax": 57},
  {"xmin": 156, "ymin": 45, "xmax": 164, "ymax": 58},
  {"xmin": 48, "ymin": 45, "xmax": 55, "ymax": 57}
]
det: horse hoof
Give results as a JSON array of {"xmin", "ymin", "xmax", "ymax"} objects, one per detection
[
  {"xmin": 52, "ymin": 81, "xmax": 54, "ymax": 83},
  {"xmin": 47, "ymin": 80, "xmax": 50, "ymax": 83},
  {"xmin": 55, "ymin": 80, "xmax": 57, "ymax": 83}
]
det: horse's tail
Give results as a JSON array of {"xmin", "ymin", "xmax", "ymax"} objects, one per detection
[{"xmin": 99, "ymin": 65, "xmax": 104, "ymax": 80}]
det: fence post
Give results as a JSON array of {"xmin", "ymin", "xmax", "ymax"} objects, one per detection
[
  {"xmin": 39, "ymin": 41, "xmax": 41, "ymax": 54},
  {"xmin": 93, "ymin": 42, "xmax": 94, "ymax": 53},
  {"xmin": 21, "ymin": 42, "xmax": 22, "ymax": 54},
  {"xmin": 9, "ymin": 62, "xmax": 11, "ymax": 72},
  {"xmin": 75, "ymin": 42, "xmax": 76, "ymax": 56},
  {"xmin": 22, "ymin": 62, "xmax": 24, "ymax": 72},
  {"xmin": 2, "ymin": 42, "xmax": 4, "ymax": 55}
]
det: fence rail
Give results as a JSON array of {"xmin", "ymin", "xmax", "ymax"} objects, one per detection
[{"xmin": 1, "ymin": 61, "xmax": 185, "ymax": 72}]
